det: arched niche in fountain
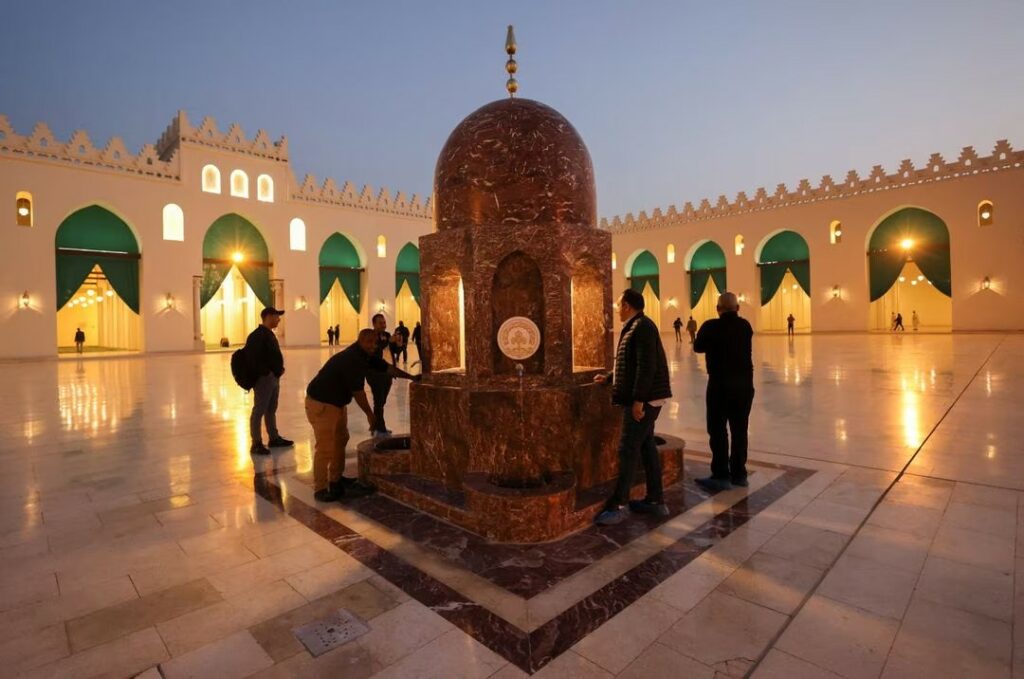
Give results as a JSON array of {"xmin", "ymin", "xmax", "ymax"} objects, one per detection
[
  {"xmin": 491, "ymin": 251, "xmax": 544, "ymax": 375},
  {"xmin": 571, "ymin": 256, "xmax": 605, "ymax": 370},
  {"xmin": 426, "ymin": 267, "xmax": 465, "ymax": 373}
]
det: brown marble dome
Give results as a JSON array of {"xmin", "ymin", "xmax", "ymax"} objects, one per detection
[{"xmin": 434, "ymin": 98, "xmax": 597, "ymax": 230}]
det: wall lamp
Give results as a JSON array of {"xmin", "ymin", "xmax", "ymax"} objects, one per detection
[
  {"xmin": 296, "ymin": 295, "xmax": 309, "ymax": 310},
  {"xmin": 831, "ymin": 285, "xmax": 841, "ymax": 299},
  {"xmin": 982, "ymin": 276, "xmax": 991, "ymax": 291},
  {"xmin": 164, "ymin": 293, "xmax": 176, "ymax": 310},
  {"xmin": 19, "ymin": 291, "xmax": 30, "ymax": 309}
]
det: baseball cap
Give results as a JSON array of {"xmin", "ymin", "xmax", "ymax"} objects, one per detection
[{"xmin": 260, "ymin": 307, "xmax": 285, "ymax": 319}]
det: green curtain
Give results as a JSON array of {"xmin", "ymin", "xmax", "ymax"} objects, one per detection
[
  {"xmin": 868, "ymin": 208, "xmax": 952, "ymax": 300},
  {"xmin": 201, "ymin": 214, "xmax": 273, "ymax": 308},
  {"xmin": 759, "ymin": 231, "xmax": 810, "ymax": 264},
  {"xmin": 629, "ymin": 250, "xmax": 660, "ymax": 297},
  {"xmin": 711, "ymin": 269, "xmax": 727, "ymax": 298},
  {"xmin": 689, "ymin": 270, "xmax": 711, "ymax": 307},
  {"xmin": 55, "ymin": 206, "xmax": 140, "ymax": 313},
  {"xmin": 759, "ymin": 265, "xmax": 789, "ymax": 306},
  {"xmin": 319, "ymin": 232, "xmax": 363, "ymax": 309},
  {"xmin": 395, "ymin": 243, "xmax": 421, "ymax": 303},
  {"xmin": 789, "ymin": 261, "xmax": 811, "ymax": 296}
]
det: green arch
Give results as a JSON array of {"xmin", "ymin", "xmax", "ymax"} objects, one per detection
[
  {"xmin": 200, "ymin": 214, "xmax": 272, "ymax": 307},
  {"xmin": 395, "ymin": 242, "xmax": 420, "ymax": 303},
  {"xmin": 55, "ymin": 206, "xmax": 140, "ymax": 313},
  {"xmin": 688, "ymin": 241, "xmax": 727, "ymax": 308},
  {"xmin": 629, "ymin": 250, "xmax": 660, "ymax": 297},
  {"xmin": 758, "ymin": 231, "xmax": 810, "ymax": 305},
  {"xmin": 319, "ymin": 233, "xmax": 363, "ymax": 310},
  {"xmin": 868, "ymin": 208, "xmax": 951, "ymax": 300}
]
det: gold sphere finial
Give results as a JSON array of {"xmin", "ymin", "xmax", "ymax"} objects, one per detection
[{"xmin": 505, "ymin": 25, "xmax": 518, "ymax": 97}]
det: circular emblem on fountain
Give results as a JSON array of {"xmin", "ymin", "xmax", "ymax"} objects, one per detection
[{"xmin": 497, "ymin": 316, "xmax": 541, "ymax": 360}]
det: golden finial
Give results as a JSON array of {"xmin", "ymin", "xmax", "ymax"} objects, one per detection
[{"xmin": 505, "ymin": 25, "xmax": 518, "ymax": 97}]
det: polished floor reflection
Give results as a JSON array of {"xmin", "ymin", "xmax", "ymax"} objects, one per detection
[{"xmin": 0, "ymin": 334, "xmax": 1020, "ymax": 677}]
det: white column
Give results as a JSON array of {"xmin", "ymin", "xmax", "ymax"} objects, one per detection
[{"xmin": 191, "ymin": 275, "xmax": 203, "ymax": 350}]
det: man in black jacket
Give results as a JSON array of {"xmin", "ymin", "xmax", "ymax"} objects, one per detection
[
  {"xmin": 693, "ymin": 292, "xmax": 754, "ymax": 491},
  {"xmin": 594, "ymin": 288, "xmax": 673, "ymax": 526},
  {"xmin": 245, "ymin": 307, "xmax": 294, "ymax": 455}
]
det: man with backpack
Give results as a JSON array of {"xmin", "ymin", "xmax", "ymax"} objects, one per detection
[{"xmin": 245, "ymin": 307, "xmax": 293, "ymax": 455}]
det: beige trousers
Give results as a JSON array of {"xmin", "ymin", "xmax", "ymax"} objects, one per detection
[{"xmin": 304, "ymin": 396, "xmax": 350, "ymax": 492}]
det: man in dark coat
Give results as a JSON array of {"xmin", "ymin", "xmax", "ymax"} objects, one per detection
[
  {"xmin": 366, "ymin": 313, "xmax": 394, "ymax": 437},
  {"xmin": 245, "ymin": 307, "xmax": 294, "ymax": 455},
  {"xmin": 594, "ymin": 288, "xmax": 673, "ymax": 526},
  {"xmin": 394, "ymin": 321, "xmax": 410, "ymax": 365},
  {"xmin": 693, "ymin": 292, "xmax": 754, "ymax": 490}
]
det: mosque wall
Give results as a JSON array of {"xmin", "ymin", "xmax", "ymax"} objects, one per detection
[
  {"xmin": 609, "ymin": 141, "xmax": 1024, "ymax": 333},
  {"xmin": 0, "ymin": 113, "xmax": 432, "ymax": 358}
]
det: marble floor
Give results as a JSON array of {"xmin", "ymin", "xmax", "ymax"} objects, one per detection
[{"xmin": 0, "ymin": 333, "xmax": 1022, "ymax": 677}]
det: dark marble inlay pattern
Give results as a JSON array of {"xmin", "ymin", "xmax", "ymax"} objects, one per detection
[{"xmin": 250, "ymin": 460, "xmax": 814, "ymax": 673}]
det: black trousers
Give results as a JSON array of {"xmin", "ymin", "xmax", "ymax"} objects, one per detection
[
  {"xmin": 607, "ymin": 404, "xmax": 663, "ymax": 508},
  {"xmin": 366, "ymin": 372, "xmax": 392, "ymax": 433},
  {"xmin": 706, "ymin": 383, "xmax": 754, "ymax": 481}
]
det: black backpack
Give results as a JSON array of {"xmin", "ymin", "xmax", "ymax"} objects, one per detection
[{"xmin": 231, "ymin": 347, "xmax": 255, "ymax": 391}]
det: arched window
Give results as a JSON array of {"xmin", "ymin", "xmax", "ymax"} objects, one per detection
[
  {"xmin": 377, "ymin": 235, "xmax": 387, "ymax": 258},
  {"xmin": 162, "ymin": 204, "xmax": 184, "ymax": 241},
  {"xmin": 289, "ymin": 218, "xmax": 306, "ymax": 251},
  {"xmin": 15, "ymin": 191, "xmax": 33, "ymax": 227},
  {"xmin": 611, "ymin": 253, "xmax": 617, "ymax": 270},
  {"xmin": 666, "ymin": 244, "xmax": 676, "ymax": 264},
  {"xmin": 201, "ymin": 165, "xmax": 221, "ymax": 193},
  {"xmin": 830, "ymin": 220, "xmax": 843, "ymax": 244},
  {"xmin": 734, "ymin": 235, "xmax": 745, "ymax": 255},
  {"xmin": 978, "ymin": 200, "xmax": 994, "ymax": 226},
  {"xmin": 257, "ymin": 174, "xmax": 274, "ymax": 202},
  {"xmin": 230, "ymin": 170, "xmax": 249, "ymax": 198}
]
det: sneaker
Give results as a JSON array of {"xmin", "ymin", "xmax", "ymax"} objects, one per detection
[
  {"xmin": 695, "ymin": 476, "xmax": 733, "ymax": 492},
  {"xmin": 730, "ymin": 477, "xmax": 749, "ymax": 488},
  {"xmin": 268, "ymin": 436, "xmax": 294, "ymax": 448},
  {"xmin": 250, "ymin": 443, "xmax": 271, "ymax": 456},
  {"xmin": 313, "ymin": 488, "xmax": 342, "ymax": 503},
  {"xmin": 595, "ymin": 506, "xmax": 627, "ymax": 526},
  {"xmin": 628, "ymin": 500, "xmax": 670, "ymax": 517}
]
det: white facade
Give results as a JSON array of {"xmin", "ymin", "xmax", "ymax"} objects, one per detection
[
  {"xmin": 0, "ymin": 112, "xmax": 432, "ymax": 358},
  {"xmin": 607, "ymin": 140, "xmax": 1024, "ymax": 333}
]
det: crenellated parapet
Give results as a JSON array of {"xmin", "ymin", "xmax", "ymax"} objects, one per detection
[
  {"xmin": 155, "ymin": 110, "xmax": 289, "ymax": 162},
  {"xmin": 0, "ymin": 114, "xmax": 179, "ymax": 179},
  {"xmin": 601, "ymin": 140, "xmax": 1023, "ymax": 233},
  {"xmin": 290, "ymin": 172, "xmax": 432, "ymax": 219}
]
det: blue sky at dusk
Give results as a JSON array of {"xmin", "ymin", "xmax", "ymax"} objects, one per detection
[{"xmin": 2, "ymin": 1, "xmax": 1022, "ymax": 217}]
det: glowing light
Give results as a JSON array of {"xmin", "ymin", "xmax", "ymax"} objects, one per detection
[
  {"xmin": 232, "ymin": 251, "xmax": 244, "ymax": 263},
  {"xmin": 982, "ymin": 276, "xmax": 991, "ymax": 290},
  {"xmin": 898, "ymin": 276, "xmax": 906, "ymax": 283},
  {"xmin": 917, "ymin": 275, "xmax": 924, "ymax": 281},
  {"xmin": 901, "ymin": 389, "xmax": 922, "ymax": 448},
  {"xmin": 834, "ymin": 228, "xmax": 842, "ymax": 237},
  {"xmin": 78, "ymin": 296, "xmax": 86, "ymax": 303},
  {"xmin": 19, "ymin": 291, "xmax": 29, "ymax": 309},
  {"xmin": 981, "ymin": 210, "xmax": 991, "ymax": 220},
  {"xmin": 831, "ymin": 285, "xmax": 841, "ymax": 299},
  {"xmin": 105, "ymin": 290, "xmax": 114, "ymax": 297},
  {"xmin": 611, "ymin": 253, "xmax": 617, "ymax": 270},
  {"xmin": 17, "ymin": 206, "xmax": 29, "ymax": 217},
  {"xmin": 96, "ymin": 296, "xmax": 104, "ymax": 303},
  {"xmin": 911, "ymin": 280, "xmax": 918, "ymax": 286},
  {"xmin": 791, "ymin": 284, "xmax": 798, "ymax": 290},
  {"xmin": 87, "ymin": 289, "xmax": 96, "ymax": 297},
  {"xmin": 901, "ymin": 238, "xmax": 914, "ymax": 250}
]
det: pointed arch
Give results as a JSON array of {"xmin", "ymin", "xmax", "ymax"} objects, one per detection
[
  {"xmin": 627, "ymin": 250, "xmax": 660, "ymax": 297},
  {"xmin": 867, "ymin": 207, "xmax": 951, "ymax": 300},
  {"xmin": 757, "ymin": 230, "xmax": 810, "ymax": 305},
  {"xmin": 686, "ymin": 240, "xmax": 727, "ymax": 308},
  {"xmin": 319, "ymin": 232, "xmax": 363, "ymax": 310},
  {"xmin": 395, "ymin": 242, "xmax": 420, "ymax": 303},
  {"xmin": 55, "ymin": 205, "xmax": 140, "ymax": 312},
  {"xmin": 201, "ymin": 213, "xmax": 272, "ymax": 307}
]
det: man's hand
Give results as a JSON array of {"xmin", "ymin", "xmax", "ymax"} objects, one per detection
[
  {"xmin": 593, "ymin": 373, "xmax": 608, "ymax": 385},
  {"xmin": 632, "ymin": 401, "xmax": 644, "ymax": 422}
]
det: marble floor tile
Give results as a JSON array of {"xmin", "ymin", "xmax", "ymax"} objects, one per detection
[
  {"xmin": 522, "ymin": 649, "xmax": 613, "ymax": 679},
  {"xmin": 915, "ymin": 555, "xmax": 1013, "ymax": 622},
  {"xmin": 20, "ymin": 627, "xmax": 169, "ymax": 679},
  {"xmin": 370, "ymin": 628, "xmax": 508, "ymax": 679},
  {"xmin": 658, "ymin": 591, "xmax": 789, "ymax": 677},
  {"xmin": 354, "ymin": 600, "xmax": 453, "ymax": 667},
  {"xmin": 941, "ymin": 500, "xmax": 1018, "ymax": 539},
  {"xmin": 572, "ymin": 595, "xmax": 682, "ymax": 674},
  {"xmin": 284, "ymin": 553, "xmax": 373, "ymax": 601},
  {"xmin": 160, "ymin": 630, "xmax": 274, "ymax": 679},
  {"xmin": 753, "ymin": 649, "xmax": 845, "ymax": 678},
  {"xmin": 760, "ymin": 522, "xmax": 849, "ymax": 570},
  {"xmin": 816, "ymin": 554, "xmax": 919, "ymax": 620},
  {"xmin": 866, "ymin": 500, "xmax": 945, "ymax": 538},
  {"xmin": 929, "ymin": 523, "xmax": 1016, "ymax": 573},
  {"xmin": 882, "ymin": 596, "xmax": 1011, "ymax": 678},
  {"xmin": 66, "ymin": 578, "xmax": 223, "ymax": 652},
  {"xmin": 842, "ymin": 523, "xmax": 931, "ymax": 573},
  {"xmin": 0, "ymin": 622, "xmax": 69, "ymax": 674},
  {"xmin": 718, "ymin": 551, "xmax": 823, "ymax": 615},
  {"xmin": 775, "ymin": 595, "xmax": 900, "ymax": 679},
  {"xmin": 616, "ymin": 642, "xmax": 715, "ymax": 679}
]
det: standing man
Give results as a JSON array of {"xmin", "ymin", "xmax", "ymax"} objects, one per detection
[
  {"xmin": 394, "ymin": 321, "xmax": 411, "ymax": 365},
  {"xmin": 894, "ymin": 312, "xmax": 905, "ymax": 332},
  {"xmin": 912, "ymin": 310, "xmax": 920, "ymax": 332},
  {"xmin": 366, "ymin": 313, "xmax": 394, "ymax": 437},
  {"xmin": 593, "ymin": 288, "xmax": 672, "ymax": 526},
  {"xmin": 327, "ymin": 325, "xmax": 335, "ymax": 347},
  {"xmin": 686, "ymin": 316, "xmax": 698, "ymax": 344},
  {"xmin": 245, "ymin": 307, "xmax": 294, "ymax": 455},
  {"xmin": 411, "ymin": 322, "xmax": 422, "ymax": 359},
  {"xmin": 693, "ymin": 292, "xmax": 754, "ymax": 491},
  {"xmin": 786, "ymin": 313, "xmax": 796, "ymax": 337},
  {"xmin": 305, "ymin": 329, "xmax": 419, "ymax": 502},
  {"xmin": 672, "ymin": 317, "xmax": 683, "ymax": 343},
  {"xmin": 74, "ymin": 327, "xmax": 85, "ymax": 354},
  {"xmin": 334, "ymin": 324, "xmax": 341, "ymax": 344}
]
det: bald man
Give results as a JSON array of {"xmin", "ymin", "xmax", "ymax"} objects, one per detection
[{"xmin": 693, "ymin": 292, "xmax": 754, "ymax": 491}]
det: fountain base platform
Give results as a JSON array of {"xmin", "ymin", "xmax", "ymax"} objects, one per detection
[{"xmin": 358, "ymin": 434, "xmax": 685, "ymax": 542}]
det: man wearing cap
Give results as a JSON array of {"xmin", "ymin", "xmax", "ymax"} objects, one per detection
[{"xmin": 245, "ymin": 307, "xmax": 294, "ymax": 455}]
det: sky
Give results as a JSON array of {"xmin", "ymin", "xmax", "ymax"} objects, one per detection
[{"xmin": 2, "ymin": 1, "xmax": 1023, "ymax": 218}]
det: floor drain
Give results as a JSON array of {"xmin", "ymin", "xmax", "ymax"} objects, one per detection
[{"xmin": 292, "ymin": 608, "xmax": 370, "ymax": 657}]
